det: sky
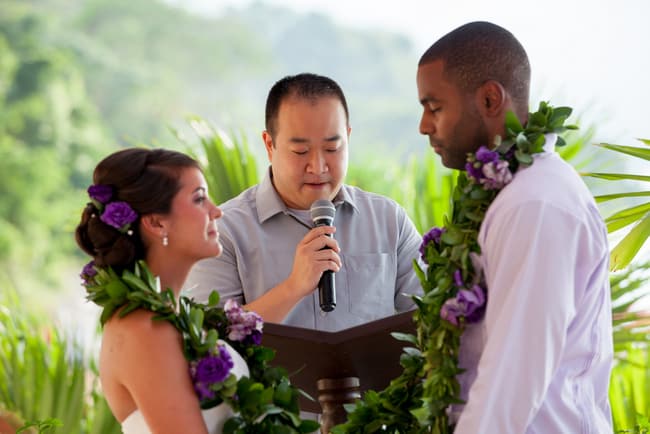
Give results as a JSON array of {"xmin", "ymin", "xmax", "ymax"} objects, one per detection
[{"xmin": 183, "ymin": 0, "xmax": 650, "ymax": 147}]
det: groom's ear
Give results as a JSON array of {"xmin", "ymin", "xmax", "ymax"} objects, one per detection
[{"xmin": 476, "ymin": 80, "xmax": 507, "ymax": 118}]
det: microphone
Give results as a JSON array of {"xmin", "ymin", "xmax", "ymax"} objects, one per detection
[{"xmin": 310, "ymin": 199, "xmax": 336, "ymax": 312}]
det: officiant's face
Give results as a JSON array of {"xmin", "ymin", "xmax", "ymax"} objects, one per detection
[
  {"xmin": 161, "ymin": 167, "xmax": 223, "ymax": 261},
  {"xmin": 417, "ymin": 60, "xmax": 489, "ymax": 169},
  {"xmin": 263, "ymin": 95, "xmax": 350, "ymax": 210}
]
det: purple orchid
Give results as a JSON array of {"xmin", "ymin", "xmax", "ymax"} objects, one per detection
[
  {"xmin": 440, "ymin": 284, "xmax": 486, "ymax": 326},
  {"xmin": 100, "ymin": 201, "xmax": 138, "ymax": 230},
  {"xmin": 87, "ymin": 184, "xmax": 113, "ymax": 204},
  {"xmin": 224, "ymin": 299, "xmax": 263, "ymax": 343},
  {"xmin": 419, "ymin": 227, "xmax": 445, "ymax": 263},
  {"xmin": 191, "ymin": 344, "xmax": 234, "ymax": 400},
  {"xmin": 480, "ymin": 160, "xmax": 513, "ymax": 190},
  {"xmin": 80, "ymin": 260, "xmax": 97, "ymax": 285},
  {"xmin": 465, "ymin": 146, "xmax": 512, "ymax": 190}
]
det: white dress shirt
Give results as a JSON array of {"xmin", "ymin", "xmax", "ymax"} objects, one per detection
[{"xmin": 454, "ymin": 136, "xmax": 613, "ymax": 433}]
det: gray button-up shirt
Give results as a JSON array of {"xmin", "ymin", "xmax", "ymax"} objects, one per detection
[{"xmin": 184, "ymin": 169, "xmax": 423, "ymax": 331}]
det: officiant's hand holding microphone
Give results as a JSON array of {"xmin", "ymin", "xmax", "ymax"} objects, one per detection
[{"xmin": 284, "ymin": 200, "xmax": 341, "ymax": 312}]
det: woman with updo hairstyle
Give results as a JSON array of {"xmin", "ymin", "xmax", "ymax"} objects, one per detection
[{"xmin": 76, "ymin": 148, "xmax": 250, "ymax": 434}]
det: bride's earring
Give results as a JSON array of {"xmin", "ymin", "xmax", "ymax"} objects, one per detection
[{"xmin": 162, "ymin": 233, "xmax": 169, "ymax": 247}]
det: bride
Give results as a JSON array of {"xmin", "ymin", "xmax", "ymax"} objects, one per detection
[{"xmin": 75, "ymin": 148, "xmax": 316, "ymax": 434}]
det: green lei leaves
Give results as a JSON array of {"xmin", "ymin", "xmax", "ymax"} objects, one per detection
[
  {"xmin": 332, "ymin": 102, "xmax": 576, "ymax": 434},
  {"xmin": 85, "ymin": 261, "xmax": 320, "ymax": 433}
]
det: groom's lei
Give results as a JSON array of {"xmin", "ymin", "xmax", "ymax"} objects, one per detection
[
  {"xmin": 81, "ymin": 260, "xmax": 320, "ymax": 433},
  {"xmin": 332, "ymin": 102, "xmax": 576, "ymax": 434}
]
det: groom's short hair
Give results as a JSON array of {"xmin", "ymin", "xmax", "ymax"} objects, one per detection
[{"xmin": 419, "ymin": 21, "xmax": 530, "ymax": 115}]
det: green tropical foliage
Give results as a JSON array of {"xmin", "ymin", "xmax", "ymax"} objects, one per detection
[
  {"xmin": 583, "ymin": 139, "xmax": 650, "ymax": 271},
  {"xmin": 0, "ymin": 286, "xmax": 120, "ymax": 434},
  {"xmin": 175, "ymin": 118, "xmax": 260, "ymax": 205},
  {"xmin": 610, "ymin": 346, "xmax": 650, "ymax": 433}
]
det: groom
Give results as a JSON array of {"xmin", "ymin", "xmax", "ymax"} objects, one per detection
[{"xmin": 416, "ymin": 22, "xmax": 613, "ymax": 432}]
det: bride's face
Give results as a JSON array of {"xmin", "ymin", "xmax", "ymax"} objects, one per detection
[{"xmin": 163, "ymin": 167, "xmax": 223, "ymax": 261}]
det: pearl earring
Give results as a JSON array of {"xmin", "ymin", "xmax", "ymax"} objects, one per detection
[{"xmin": 162, "ymin": 234, "xmax": 169, "ymax": 247}]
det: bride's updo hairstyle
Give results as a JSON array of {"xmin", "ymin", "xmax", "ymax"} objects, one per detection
[{"xmin": 76, "ymin": 148, "xmax": 200, "ymax": 273}]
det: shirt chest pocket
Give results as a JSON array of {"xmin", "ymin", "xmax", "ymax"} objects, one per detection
[{"xmin": 343, "ymin": 253, "xmax": 397, "ymax": 321}]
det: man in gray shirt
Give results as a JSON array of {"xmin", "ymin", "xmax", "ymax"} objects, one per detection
[{"xmin": 185, "ymin": 73, "xmax": 422, "ymax": 331}]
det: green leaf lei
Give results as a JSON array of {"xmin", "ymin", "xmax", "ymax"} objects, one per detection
[
  {"xmin": 332, "ymin": 102, "xmax": 576, "ymax": 434},
  {"xmin": 84, "ymin": 261, "xmax": 320, "ymax": 434}
]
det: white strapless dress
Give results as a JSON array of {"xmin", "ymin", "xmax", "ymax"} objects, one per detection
[{"xmin": 121, "ymin": 341, "xmax": 249, "ymax": 434}]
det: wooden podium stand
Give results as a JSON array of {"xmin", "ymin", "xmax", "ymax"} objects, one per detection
[{"xmin": 262, "ymin": 311, "xmax": 416, "ymax": 433}]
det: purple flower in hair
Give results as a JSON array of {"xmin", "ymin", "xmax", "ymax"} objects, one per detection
[
  {"xmin": 80, "ymin": 260, "xmax": 97, "ymax": 285},
  {"xmin": 87, "ymin": 184, "xmax": 113, "ymax": 204},
  {"xmin": 224, "ymin": 299, "xmax": 263, "ymax": 343},
  {"xmin": 100, "ymin": 201, "xmax": 138, "ymax": 231},
  {"xmin": 440, "ymin": 284, "xmax": 486, "ymax": 327}
]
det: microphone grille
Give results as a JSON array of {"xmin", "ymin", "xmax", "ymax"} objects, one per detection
[{"xmin": 310, "ymin": 199, "xmax": 336, "ymax": 221}]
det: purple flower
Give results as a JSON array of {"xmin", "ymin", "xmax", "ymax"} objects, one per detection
[
  {"xmin": 440, "ymin": 284, "xmax": 486, "ymax": 327},
  {"xmin": 80, "ymin": 260, "xmax": 97, "ymax": 284},
  {"xmin": 466, "ymin": 146, "xmax": 509, "ymax": 187},
  {"xmin": 480, "ymin": 160, "xmax": 513, "ymax": 190},
  {"xmin": 245, "ymin": 330, "xmax": 262, "ymax": 346},
  {"xmin": 475, "ymin": 146, "xmax": 499, "ymax": 164},
  {"xmin": 100, "ymin": 201, "xmax": 138, "ymax": 230},
  {"xmin": 194, "ymin": 345, "xmax": 234, "ymax": 386},
  {"xmin": 225, "ymin": 299, "xmax": 263, "ymax": 343},
  {"xmin": 419, "ymin": 227, "xmax": 445, "ymax": 263},
  {"xmin": 465, "ymin": 161, "xmax": 484, "ymax": 181},
  {"xmin": 453, "ymin": 269, "xmax": 464, "ymax": 288},
  {"xmin": 87, "ymin": 184, "xmax": 113, "ymax": 203}
]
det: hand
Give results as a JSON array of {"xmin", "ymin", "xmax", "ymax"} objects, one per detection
[{"xmin": 286, "ymin": 226, "xmax": 341, "ymax": 299}]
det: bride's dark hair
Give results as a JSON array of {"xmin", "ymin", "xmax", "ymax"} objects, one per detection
[{"xmin": 75, "ymin": 148, "xmax": 200, "ymax": 272}]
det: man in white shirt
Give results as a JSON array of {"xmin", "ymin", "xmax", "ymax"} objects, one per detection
[{"xmin": 416, "ymin": 21, "xmax": 613, "ymax": 433}]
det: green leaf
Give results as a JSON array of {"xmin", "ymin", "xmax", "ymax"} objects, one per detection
[
  {"xmin": 515, "ymin": 149, "xmax": 533, "ymax": 165},
  {"xmin": 391, "ymin": 332, "xmax": 417, "ymax": 344},
  {"xmin": 504, "ymin": 110, "xmax": 523, "ymax": 133},
  {"xmin": 440, "ymin": 227, "xmax": 463, "ymax": 245},
  {"xmin": 596, "ymin": 142, "xmax": 650, "ymax": 162},
  {"xmin": 593, "ymin": 191, "xmax": 650, "ymax": 203},
  {"xmin": 610, "ymin": 214, "xmax": 650, "ymax": 271},
  {"xmin": 105, "ymin": 279, "xmax": 128, "ymax": 299},
  {"xmin": 208, "ymin": 290, "xmax": 220, "ymax": 306},
  {"xmin": 582, "ymin": 172, "xmax": 650, "ymax": 183}
]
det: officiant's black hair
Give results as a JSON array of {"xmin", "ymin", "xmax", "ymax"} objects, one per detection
[
  {"xmin": 419, "ymin": 21, "xmax": 530, "ymax": 118},
  {"xmin": 75, "ymin": 148, "xmax": 200, "ymax": 271},
  {"xmin": 265, "ymin": 72, "xmax": 349, "ymax": 140}
]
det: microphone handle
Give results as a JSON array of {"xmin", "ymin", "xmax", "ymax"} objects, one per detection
[
  {"xmin": 317, "ymin": 228, "xmax": 336, "ymax": 312},
  {"xmin": 319, "ymin": 270, "xmax": 336, "ymax": 312}
]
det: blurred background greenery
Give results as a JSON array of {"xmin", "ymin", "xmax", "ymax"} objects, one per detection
[{"xmin": 1, "ymin": 0, "xmax": 648, "ymax": 432}]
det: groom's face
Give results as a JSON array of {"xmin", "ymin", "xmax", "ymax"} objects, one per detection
[{"xmin": 417, "ymin": 60, "xmax": 488, "ymax": 170}]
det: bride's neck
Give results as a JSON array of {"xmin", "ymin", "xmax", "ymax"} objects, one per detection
[{"xmin": 145, "ymin": 253, "xmax": 191, "ymax": 297}]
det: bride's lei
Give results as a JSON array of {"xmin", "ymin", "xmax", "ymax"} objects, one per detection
[
  {"xmin": 332, "ymin": 102, "xmax": 575, "ymax": 434},
  {"xmin": 81, "ymin": 260, "xmax": 319, "ymax": 433}
]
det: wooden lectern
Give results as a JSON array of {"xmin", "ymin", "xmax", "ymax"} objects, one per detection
[{"xmin": 262, "ymin": 311, "xmax": 416, "ymax": 433}]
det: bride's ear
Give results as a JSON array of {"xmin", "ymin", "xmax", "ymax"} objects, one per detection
[{"xmin": 140, "ymin": 214, "xmax": 167, "ymax": 241}]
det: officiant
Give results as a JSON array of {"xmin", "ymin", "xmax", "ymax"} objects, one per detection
[{"xmin": 184, "ymin": 72, "xmax": 422, "ymax": 331}]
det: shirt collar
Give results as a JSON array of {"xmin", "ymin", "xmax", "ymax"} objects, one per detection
[
  {"xmin": 543, "ymin": 133, "xmax": 557, "ymax": 153},
  {"xmin": 255, "ymin": 167, "xmax": 359, "ymax": 223}
]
